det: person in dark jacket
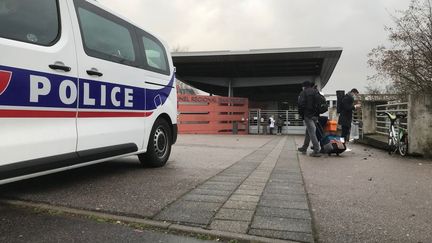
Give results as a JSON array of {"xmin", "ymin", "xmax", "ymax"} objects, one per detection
[
  {"xmin": 338, "ymin": 88, "xmax": 360, "ymax": 143},
  {"xmin": 276, "ymin": 115, "xmax": 284, "ymax": 135},
  {"xmin": 297, "ymin": 81, "xmax": 321, "ymax": 157}
]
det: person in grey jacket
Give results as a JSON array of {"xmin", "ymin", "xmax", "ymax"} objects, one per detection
[{"xmin": 297, "ymin": 81, "xmax": 321, "ymax": 157}]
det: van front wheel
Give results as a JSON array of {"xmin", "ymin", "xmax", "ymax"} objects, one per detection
[{"xmin": 138, "ymin": 118, "xmax": 172, "ymax": 167}]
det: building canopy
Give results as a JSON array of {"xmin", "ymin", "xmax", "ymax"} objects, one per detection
[{"xmin": 172, "ymin": 47, "xmax": 342, "ymax": 108}]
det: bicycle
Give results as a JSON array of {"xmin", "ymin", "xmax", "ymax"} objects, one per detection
[{"xmin": 383, "ymin": 112, "xmax": 408, "ymax": 156}]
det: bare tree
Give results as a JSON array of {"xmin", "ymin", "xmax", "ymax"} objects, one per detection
[
  {"xmin": 368, "ymin": 0, "xmax": 432, "ymax": 94},
  {"xmin": 365, "ymin": 81, "xmax": 397, "ymax": 95},
  {"xmin": 171, "ymin": 44, "xmax": 189, "ymax": 53}
]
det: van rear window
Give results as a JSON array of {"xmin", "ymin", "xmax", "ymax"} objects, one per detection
[
  {"xmin": 142, "ymin": 36, "xmax": 169, "ymax": 73},
  {"xmin": 0, "ymin": 0, "xmax": 60, "ymax": 46},
  {"xmin": 78, "ymin": 7, "xmax": 136, "ymax": 62}
]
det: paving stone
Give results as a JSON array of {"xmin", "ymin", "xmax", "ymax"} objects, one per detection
[
  {"xmin": 265, "ymin": 184, "xmax": 305, "ymax": 191},
  {"xmin": 242, "ymin": 179, "xmax": 268, "ymax": 185},
  {"xmin": 271, "ymin": 174, "xmax": 302, "ymax": 180},
  {"xmin": 268, "ymin": 178, "xmax": 303, "ymax": 184},
  {"xmin": 197, "ymin": 184, "xmax": 237, "ymax": 192},
  {"xmin": 265, "ymin": 186, "xmax": 305, "ymax": 195},
  {"xmin": 238, "ymin": 185, "xmax": 265, "ymax": 191},
  {"xmin": 251, "ymin": 216, "xmax": 312, "ymax": 233},
  {"xmin": 229, "ymin": 165, "xmax": 258, "ymax": 170},
  {"xmin": 203, "ymin": 181, "xmax": 239, "ymax": 187},
  {"xmin": 234, "ymin": 189, "xmax": 263, "ymax": 196},
  {"xmin": 183, "ymin": 194, "xmax": 228, "ymax": 203},
  {"xmin": 191, "ymin": 189, "xmax": 232, "ymax": 196},
  {"xmin": 248, "ymin": 174, "xmax": 269, "ymax": 179},
  {"xmin": 259, "ymin": 199, "xmax": 309, "ymax": 210},
  {"xmin": 221, "ymin": 169, "xmax": 251, "ymax": 175},
  {"xmin": 223, "ymin": 200, "xmax": 258, "ymax": 210},
  {"xmin": 266, "ymin": 182, "xmax": 304, "ymax": 188},
  {"xmin": 249, "ymin": 229, "xmax": 313, "ymax": 243},
  {"xmin": 155, "ymin": 201, "xmax": 220, "ymax": 225},
  {"xmin": 264, "ymin": 190, "xmax": 305, "ymax": 197},
  {"xmin": 214, "ymin": 208, "xmax": 255, "ymax": 221},
  {"xmin": 210, "ymin": 220, "xmax": 250, "ymax": 233},
  {"xmin": 270, "ymin": 174, "xmax": 303, "ymax": 180},
  {"xmin": 208, "ymin": 176, "xmax": 244, "ymax": 183},
  {"xmin": 261, "ymin": 193, "xmax": 308, "ymax": 203},
  {"xmin": 255, "ymin": 206, "xmax": 311, "ymax": 220},
  {"xmin": 230, "ymin": 194, "xmax": 260, "ymax": 203},
  {"xmin": 268, "ymin": 181, "xmax": 304, "ymax": 187},
  {"xmin": 282, "ymin": 172, "xmax": 303, "ymax": 176},
  {"xmin": 285, "ymin": 169, "xmax": 302, "ymax": 174}
]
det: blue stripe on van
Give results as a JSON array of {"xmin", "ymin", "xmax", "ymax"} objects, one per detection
[{"xmin": 0, "ymin": 65, "xmax": 174, "ymax": 111}]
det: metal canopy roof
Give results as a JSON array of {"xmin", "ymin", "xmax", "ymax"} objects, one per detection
[{"xmin": 172, "ymin": 47, "xmax": 342, "ymax": 98}]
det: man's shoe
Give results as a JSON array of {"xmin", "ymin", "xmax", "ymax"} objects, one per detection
[
  {"xmin": 310, "ymin": 152, "xmax": 322, "ymax": 157},
  {"xmin": 298, "ymin": 147, "xmax": 307, "ymax": 154}
]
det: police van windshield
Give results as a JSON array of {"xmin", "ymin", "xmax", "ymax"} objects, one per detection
[{"xmin": 0, "ymin": 0, "xmax": 59, "ymax": 46}]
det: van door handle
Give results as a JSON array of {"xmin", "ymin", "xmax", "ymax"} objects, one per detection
[
  {"xmin": 49, "ymin": 62, "xmax": 71, "ymax": 72},
  {"xmin": 86, "ymin": 69, "xmax": 103, "ymax": 77}
]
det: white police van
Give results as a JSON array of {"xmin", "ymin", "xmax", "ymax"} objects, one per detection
[{"xmin": 0, "ymin": 0, "xmax": 178, "ymax": 184}]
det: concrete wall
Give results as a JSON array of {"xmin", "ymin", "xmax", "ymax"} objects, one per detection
[
  {"xmin": 361, "ymin": 101, "xmax": 377, "ymax": 135},
  {"xmin": 408, "ymin": 94, "xmax": 432, "ymax": 157}
]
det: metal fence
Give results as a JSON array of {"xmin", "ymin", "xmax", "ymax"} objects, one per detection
[
  {"xmin": 249, "ymin": 110, "xmax": 305, "ymax": 135},
  {"xmin": 375, "ymin": 102, "xmax": 408, "ymax": 136}
]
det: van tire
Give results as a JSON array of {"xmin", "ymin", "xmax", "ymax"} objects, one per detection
[{"xmin": 138, "ymin": 118, "xmax": 172, "ymax": 167}]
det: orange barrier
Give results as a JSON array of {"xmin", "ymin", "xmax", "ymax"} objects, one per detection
[
  {"xmin": 178, "ymin": 94, "xmax": 249, "ymax": 134},
  {"xmin": 325, "ymin": 120, "xmax": 338, "ymax": 132}
]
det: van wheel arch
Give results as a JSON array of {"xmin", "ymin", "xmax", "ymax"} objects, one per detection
[{"xmin": 138, "ymin": 115, "xmax": 173, "ymax": 167}]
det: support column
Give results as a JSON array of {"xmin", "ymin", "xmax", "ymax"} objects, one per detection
[
  {"xmin": 408, "ymin": 94, "xmax": 432, "ymax": 157},
  {"xmin": 361, "ymin": 101, "xmax": 377, "ymax": 135},
  {"xmin": 228, "ymin": 80, "xmax": 233, "ymax": 97}
]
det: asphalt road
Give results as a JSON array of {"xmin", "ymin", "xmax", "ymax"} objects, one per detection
[
  {"xmin": 0, "ymin": 135, "xmax": 272, "ymax": 218},
  {"xmin": 296, "ymin": 137, "xmax": 432, "ymax": 243},
  {"xmin": 0, "ymin": 204, "xmax": 213, "ymax": 243}
]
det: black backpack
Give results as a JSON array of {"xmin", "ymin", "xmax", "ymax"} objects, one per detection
[{"xmin": 315, "ymin": 92, "xmax": 328, "ymax": 114}]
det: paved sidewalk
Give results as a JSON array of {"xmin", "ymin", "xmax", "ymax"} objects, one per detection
[{"xmin": 156, "ymin": 137, "xmax": 314, "ymax": 242}]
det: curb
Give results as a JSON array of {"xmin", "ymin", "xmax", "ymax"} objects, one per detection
[{"xmin": 1, "ymin": 199, "xmax": 298, "ymax": 243}]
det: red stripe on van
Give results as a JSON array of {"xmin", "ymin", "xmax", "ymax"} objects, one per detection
[
  {"xmin": 0, "ymin": 109, "xmax": 76, "ymax": 118},
  {"xmin": 78, "ymin": 111, "xmax": 153, "ymax": 118},
  {"xmin": 0, "ymin": 110, "xmax": 153, "ymax": 118}
]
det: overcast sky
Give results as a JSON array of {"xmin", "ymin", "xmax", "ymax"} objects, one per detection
[{"xmin": 99, "ymin": 0, "xmax": 410, "ymax": 94}]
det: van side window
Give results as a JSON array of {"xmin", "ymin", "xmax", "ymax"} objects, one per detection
[
  {"xmin": 76, "ymin": 3, "xmax": 136, "ymax": 64},
  {"xmin": 141, "ymin": 35, "xmax": 169, "ymax": 75},
  {"xmin": 0, "ymin": 0, "xmax": 60, "ymax": 46}
]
